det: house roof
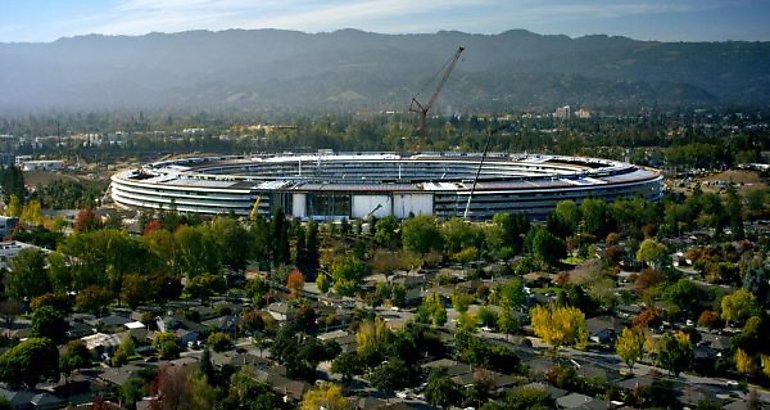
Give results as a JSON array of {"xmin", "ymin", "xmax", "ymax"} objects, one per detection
[
  {"xmin": 586, "ymin": 315, "xmax": 624, "ymax": 335},
  {"xmin": 94, "ymin": 314, "xmax": 132, "ymax": 328},
  {"xmin": 81, "ymin": 333, "xmax": 122, "ymax": 350},
  {"xmin": 98, "ymin": 365, "xmax": 143, "ymax": 386},
  {"xmin": 557, "ymin": 393, "xmax": 610, "ymax": 410}
]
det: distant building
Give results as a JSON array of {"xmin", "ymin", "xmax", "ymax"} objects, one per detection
[
  {"xmin": 554, "ymin": 105, "xmax": 571, "ymax": 120},
  {"xmin": 20, "ymin": 160, "xmax": 65, "ymax": 172},
  {"xmin": 0, "ymin": 240, "xmax": 44, "ymax": 270},
  {"xmin": 575, "ymin": 108, "xmax": 592, "ymax": 119},
  {"xmin": 0, "ymin": 153, "xmax": 14, "ymax": 168}
]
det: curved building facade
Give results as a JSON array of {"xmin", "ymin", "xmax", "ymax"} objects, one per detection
[{"xmin": 110, "ymin": 152, "xmax": 664, "ymax": 220}]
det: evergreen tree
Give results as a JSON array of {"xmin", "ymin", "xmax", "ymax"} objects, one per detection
[
  {"xmin": 295, "ymin": 224, "xmax": 307, "ymax": 272},
  {"xmin": 270, "ymin": 208, "xmax": 290, "ymax": 266},
  {"xmin": 305, "ymin": 220, "xmax": 320, "ymax": 277}
]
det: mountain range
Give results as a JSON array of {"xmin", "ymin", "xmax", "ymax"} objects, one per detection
[{"xmin": 1, "ymin": 28, "xmax": 769, "ymax": 113}]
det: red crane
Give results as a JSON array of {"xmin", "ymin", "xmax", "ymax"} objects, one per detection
[{"xmin": 409, "ymin": 46, "xmax": 465, "ymax": 139}]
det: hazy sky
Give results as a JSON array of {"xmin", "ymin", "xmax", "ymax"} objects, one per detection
[{"xmin": 1, "ymin": 0, "xmax": 768, "ymax": 43}]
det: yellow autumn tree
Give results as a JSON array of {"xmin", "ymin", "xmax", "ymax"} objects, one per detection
[
  {"xmin": 20, "ymin": 200, "xmax": 43, "ymax": 225},
  {"xmin": 616, "ymin": 327, "xmax": 645, "ymax": 370},
  {"xmin": 301, "ymin": 382, "xmax": 350, "ymax": 410},
  {"xmin": 761, "ymin": 354, "xmax": 770, "ymax": 378},
  {"xmin": 530, "ymin": 304, "xmax": 587, "ymax": 350},
  {"xmin": 356, "ymin": 317, "xmax": 391, "ymax": 358},
  {"xmin": 5, "ymin": 194, "xmax": 21, "ymax": 217},
  {"xmin": 644, "ymin": 331, "xmax": 658, "ymax": 361},
  {"xmin": 736, "ymin": 348, "xmax": 757, "ymax": 377}
]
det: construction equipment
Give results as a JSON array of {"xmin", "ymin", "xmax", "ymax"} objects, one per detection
[
  {"xmin": 248, "ymin": 196, "xmax": 262, "ymax": 221},
  {"xmin": 463, "ymin": 122, "xmax": 515, "ymax": 219},
  {"xmin": 409, "ymin": 46, "xmax": 465, "ymax": 139}
]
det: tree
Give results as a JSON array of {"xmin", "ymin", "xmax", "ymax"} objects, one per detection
[
  {"xmin": 305, "ymin": 220, "xmax": 320, "ymax": 276},
  {"xmin": 331, "ymin": 352, "xmax": 362, "ymax": 383},
  {"xmin": 151, "ymin": 365, "xmax": 216, "ymax": 410},
  {"xmin": 697, "ymin": 310, "xmax": 722, "ymax": 329},
  {"xmin": 736, "ymin": 348, "xmax": 757, "ymax": 377},
  {"xmin": 526, "ymin": 226, "xmax": 566, "ymax": 266},
  {"xmin": 726, "ymin": 184, "xmax": 745, "ymax": 239},
  {"xmin": 425, "ymin": 367, "xmax": 462, "ymax": 408},
  {"xmin": 451, "ymin": 289, "xmax": 474, "ymax": 313},
  {"xmin": 60, "ymin": 340, "xmax": 91, "ymax": 377},
  {"xmin": 530, "ymin": 304, "xmax": 587, "ymax": 350},
  {"xmin": 287, "ymin": 269, "xmax": 305, "ymax": 298},
  {"xmin": 581, "ymin": 198, "xmax": 611, "ymax": 237},
  {"xmin": 120, "ymin": 273, "xmax": 155, "ymax": 309},
  {"xmin": 497, "ymin": 278, "xmax": 526, "ymax": 309},
  {"xmin": 0, "ymin": 337, "xmax": 59, "ymax": 390},
  {"xmin": 442, "ymin": 217, "xmax": 483, "ymax": 254},
  {"xmin": 664, "ymin": 278, "xmax": 702, "ymax": 317},
  {"xmin": 0, "ymin": 299, "xmax": 22, "ymax": 332},
  {"xmin": 369, "ymin": 357, "xmax": 411, "ymax": 394},
  {"xmin": 721, "ymin": 289, "xmax": 760, "ymax": 326},
  {"xmin": 6, "ymin": 248, "xmax": 51, "ymax": 299},
  {"xmin": 476, "ymin": 306, "xmax": 498, "ymax": 329},
  {"xmin": 497, "ymin": 309, "xmax": 520, "ymax": 339},
  {"xmin": 29, "ymin": 292, "xmax": 71, "ymax": 313},
  {"xmin": 112, "ymin": 335, "xmax": 135, "ymax": 367},
  {"xmin": 225, "ymin": 367, "xmax": 282, "ymax": 410},
  {"xmin": 374, "ymin": 215, "xmax": 401, "ymax": 249},
  {"xmin": 207, "ymin": 332, "xmax": 232, "ymax": 352},
  {"xmin": 616, "ymin": 327, "xmax": 644, "ymax": 370},
  {"xmin": 75, "ymin": 285, "xmax": 114, "ymax": 314},
  {"xmin": 154, "ymin": 332, "xmax": 180, "ymax": 359},
  {"xmin": 356, "ymin": 317, "xmax": 392, "ymax": 366},
  {"xmin": 30, "ymin": 305, "xmax": 69, "ymax": 344},
  {"xmin": 328, "ymin": 254, "xmax": 368, "ymax": 296},
  {"xmin": 184, "ymin": 272, "xmax": 226, "ymax": 301},
  {"xmin": 5, "ymin": 194, "xmax": 21, "ymax": 217},
  {"xmin": 657, "ymin": 331, "xmax": 693, "ymax": 376},
  {"xmin": 20, "ymin": 200, "xmax": 43, "ymax": 225},
  {"xmin": 636, "ymin": 238, "xmax": 668, "ymax": 269},
  {"xmin": 762, "ymin": 354, "xmax": 770, "ymax": 379},
  {"xmin": 551, "ymin": 200, "xmax": 581, "ymax": 236},
  {"xmin": 239, "ymin": 309, "xmax": 265, "ymax": 336},
  {"xmin": 301, "ymin": 383, "xmax": 350, "ymax": 410},
  {"xmin": 402, "ymin": 214, "xmax": 443, "ymax": 254},
  {"xmin": 74, "ymin": 208, "xmax": 101, "ymax": 232},
  {"xmin": 210, "ymin": 216, "xmax": 253, "ymax": 272},
  {"xmin": 270, "ymin": 208, "xmax": 290, "ymax": 266},
  {"xmin": 503, "ymin": 385, "xmax": 556, "ymax": 410},
  {"xmin": 316, "ymin": 273, "xmax": 330, "ymax": 294},
  {"xmin": 417, "ymin": 293, "xmax": 447, "ymax": 328}
]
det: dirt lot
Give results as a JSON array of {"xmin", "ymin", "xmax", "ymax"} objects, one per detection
[
  {"xmin": 698, "ymin": 169, "xmax": 767, "ymax": 195},
  {"xmin": 23, "ymin": 171, "xmax": 80, "ymax": 187}
]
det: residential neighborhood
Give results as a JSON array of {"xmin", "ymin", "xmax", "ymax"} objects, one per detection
[{"xmin": 0, "ymin": 176, "xmax": 768, "ymax": 409}]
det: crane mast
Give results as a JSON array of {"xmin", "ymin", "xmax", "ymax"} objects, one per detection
[
  {"xmin": 410, "ymin": 46, "xmax": 465, "ymax": 139},
  {"xmin": 463, "ymin": 123, "xmax": 515, "ymax": 219}
]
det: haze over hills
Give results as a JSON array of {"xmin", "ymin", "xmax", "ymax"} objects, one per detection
[{"xmin": 1, "ymin": 28, "xmax": 768, "ymax": 114}]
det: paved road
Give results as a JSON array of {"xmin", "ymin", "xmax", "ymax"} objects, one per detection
[{"xmin": 476, "ymin": 329, "xmax": 770, "ymax": 403}]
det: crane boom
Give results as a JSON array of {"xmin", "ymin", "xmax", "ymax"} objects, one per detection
[
  {"xmin": 463, "ymin": 122, "xmax": 516, "ymax": 219},
  {"xmin": 410, "ymin": 46, "xmax": 465, "ymax": 138}
]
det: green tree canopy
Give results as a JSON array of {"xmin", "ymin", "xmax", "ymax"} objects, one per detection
[
  {"xmin": 6, "ymin": 248, "xmax": 51, "ymax": 299},
  {"xmin": 0, "ymin": 337, "xmax": 59, "ymax": 390},
  {"xmin": 402, "ymin": 214, "xmax": 444, "ymax": 254}
]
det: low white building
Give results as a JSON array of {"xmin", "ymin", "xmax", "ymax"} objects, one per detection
[
  {"xmin": 0, "ymin": 240, "xmax": 45, "ymax": 270},
  {"xmin": 20, "ymin": 160, "xmax": 65, "ymax": 172}
]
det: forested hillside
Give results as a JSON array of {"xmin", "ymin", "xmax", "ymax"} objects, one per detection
[{"xmin": 1, "ymin": 28, "xmax": 768, "ymax": 113}]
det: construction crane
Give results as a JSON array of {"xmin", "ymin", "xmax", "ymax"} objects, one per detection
[
  {"xmin": 248, "ymin": 196, "xmax": 262, "ymax": 222},
  {"xmin": 409, "ymin": 46, "xmax": 465, "ymax": 139},
  {"xmin": 463, "ymin": 122, "xmax": 516, "ymax": 219}
]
